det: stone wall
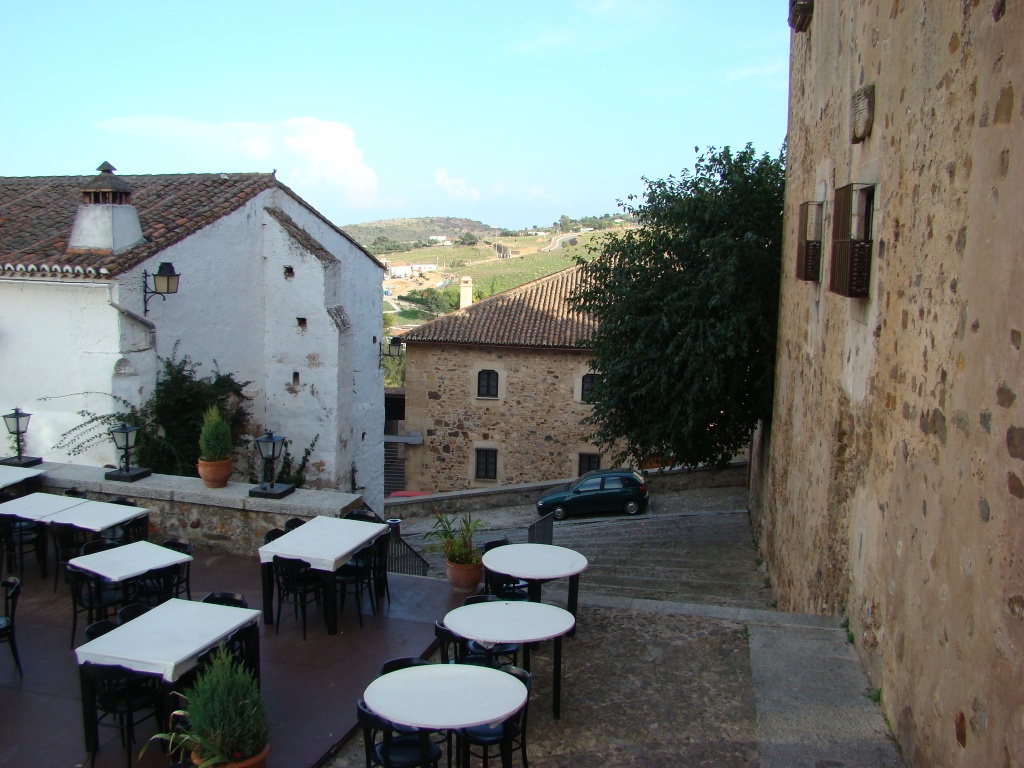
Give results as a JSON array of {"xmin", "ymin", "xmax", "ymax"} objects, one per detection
[
  {"xmin": 404, "ymin": 343, "xmax": 601, "ymax": 492},
  {"xmin": 751, "ymin": 3, "xmax": 1023, "ymax": 765}
]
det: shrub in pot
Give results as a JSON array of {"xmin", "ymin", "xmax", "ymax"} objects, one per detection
[
  {"xmin": 424, "ymin": 512, "xmax": 484, "ymax": 591},
  {"xmin": 197, "ymin": 406, "xmax": 234, "ymax": 487}
]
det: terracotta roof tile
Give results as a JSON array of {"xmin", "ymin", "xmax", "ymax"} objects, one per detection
[
  {"xmin": 0, "ymin": 171, "xmax": 377, "ymax": 277},
  {"xmin": 401, "ymin": 266, "xmax": 596, "ymax": 349}
]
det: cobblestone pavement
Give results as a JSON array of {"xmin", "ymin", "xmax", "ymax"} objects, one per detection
[{"xmin": 327, "ymin": 487, "xmax": 766, "ymax": 767}]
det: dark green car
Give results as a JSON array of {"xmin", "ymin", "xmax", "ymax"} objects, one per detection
[{"xmin": 536, "ymin": 468, "xmax": 650, "ymax": 521}]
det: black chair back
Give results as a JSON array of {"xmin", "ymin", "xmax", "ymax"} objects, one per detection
[
  {"xmin": 264, "ymin": 528, "xmax": 285, "ymax": 544},
  {"xmin": 84, "ymin": 618, "xmax": 118, "ymax": 641},
  {"xmin": 202, "ymin": 592, "xmax": 248, "ymax": 608},
  {"xmin": 117, "ymin": 603, "xmax": 151, "ymax": 624},
  {"xmin": 284, "ymin": 517, "xmax": 306, "ymax": 531},
  {"xmin": 0, "ymin": 576, "xmax": 22, "ymax": 676}
]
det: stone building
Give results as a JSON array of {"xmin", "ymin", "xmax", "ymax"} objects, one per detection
[
  {"xmin": 401, "ymin": 267, "xmax": 601, "ymax": 492},
  {"xmin": 0, "ymin": 163, "xmax": 386, "ymax": 509},
  {"xmin": 751, "ymin": 3, "xmax": 1023, "ymax": 764}
]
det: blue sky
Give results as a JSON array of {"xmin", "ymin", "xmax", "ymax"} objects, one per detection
[{"xmin": 0, "ymin": 1, "xmax": 790, "ymax": 230}]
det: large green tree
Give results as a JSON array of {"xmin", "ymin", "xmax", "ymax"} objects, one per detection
[{"xmin": 570, "ymin": 143, "xmax": 786, "ymax": 469}]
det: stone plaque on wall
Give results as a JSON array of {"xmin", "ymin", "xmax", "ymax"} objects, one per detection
[{"xmin": 851, "ymin": 83, "xmax": 875, "ymax": 143}]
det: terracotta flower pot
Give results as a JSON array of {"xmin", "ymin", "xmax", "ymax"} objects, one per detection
[
  {"xmin": 446, "ymin": 561, "xmax": 484, "ymax": 592},
  {"xmin": 197, "ymin": 458, "xmax": 233, "ymax": 488},
  {"xmin": 192, "ymin": 743, "xmax": 269, "ymax": 768}
]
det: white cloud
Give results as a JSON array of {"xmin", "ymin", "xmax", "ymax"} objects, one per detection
[
  {"xmin": 95, "ymin": 115, "xmax": 378, "ymax": 207},
  {"xmin": 434, "ymin": 168, "xmax": 481, "ymax": 201}
]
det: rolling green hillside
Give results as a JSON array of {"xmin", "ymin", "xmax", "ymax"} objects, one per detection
[{"xmin": 343, "ymin": 217, "xmax": 496, "ymax": 246}]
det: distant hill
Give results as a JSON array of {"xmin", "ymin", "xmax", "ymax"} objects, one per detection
[{"xmin": 342, "ymin": 217, "xmax": 498, "ymax": 247}]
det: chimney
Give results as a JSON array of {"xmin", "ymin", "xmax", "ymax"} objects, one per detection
[
  {"xmin": 459, "ymin": 276, "xmax": 473, "ymax": 309},
  {"xmin": 67, "ymin": 162, "xmax": 145, "ymax": 254}
]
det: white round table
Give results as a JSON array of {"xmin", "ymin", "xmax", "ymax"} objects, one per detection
[
  {"xmin": 444, "ymin": 600, "xmax": 576, "ymax": 719},
  {"xmin": 363, "ymin": 663, "xmax": 527, "ymax": 730},
  {"xmin": 482, "ymin": 543, "xmax": 588, "ymax": 619}
]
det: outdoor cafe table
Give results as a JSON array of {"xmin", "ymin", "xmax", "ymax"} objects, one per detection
[
  {"xmin": 444, "ymin": 600, "xmax": 576, "ymax": 719},
  {"xmin": 46, "ymin": 499, "xmax": 149, "ymax": 532},
  {"xmin": 0, "ymin": 463, "xmax": 45, "ymax": 490},
  {"xmin": 481, "ymin": 543, "xmax": 588, "ymax": 618},
  {"xmin": 363, "ymin": 663, "xmax": 528, "ymax": 768},
  {"xmin": 258, "ymin": 515, "xmax": 388, "ymax": 635},
  {"xmin": 68, "ymin": 539, "xmax": 192, "ymax": 583},
  {"xmin": 75, "ymin": 597, "xmax": 262, "ymax": 752},
  {"xmin": 0, "ymin": 491, "xmax": 86, "ymax": 521}
]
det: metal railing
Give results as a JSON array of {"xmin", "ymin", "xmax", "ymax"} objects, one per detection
[
  {"xmin": 527, "ymin": 512, "xmax": 554, "ymax": 545},
  {"xmin": 384, "ymin": 518, "xmax": 429, "ymax": 576}
]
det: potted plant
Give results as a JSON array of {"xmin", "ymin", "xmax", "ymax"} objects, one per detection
[
  {"xmin": 146, "ymin": 645, "xmax": 270, "ymax": 767},
  {"xmin": 424, "ymin": 512, "xmax": 484, "ymax": 592},
  {"xmin": 197, "ymin": 406, "xmax": 234, "ymax": 488}
]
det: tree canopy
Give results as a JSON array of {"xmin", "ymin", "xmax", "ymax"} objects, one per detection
[{"xmin": 569, "ymin": 143, "xmax": 786, "ymax": 469}]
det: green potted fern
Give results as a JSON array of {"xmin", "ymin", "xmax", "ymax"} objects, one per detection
[
  {"xmin": 424, "ymin": 512, "xmax": 484, "ymax": 592},
  {"xmin": 146, "ymin": 645, "xmax": 270, "ymax": 767},
  {"xmin": 197, "ymin": 406, "xmax": 234, "ymax": 488}
]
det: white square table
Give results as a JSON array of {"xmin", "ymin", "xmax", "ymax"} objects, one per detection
[
  {"xmin": 46, "ymin": 499, "xmax": 149, "ymax": 532},
  {"xmin": 75, "ymin": 598, "xmax": 262, "ymax": 752},
  {"xmin": 363, "ymin": 664, "xmax": 527, "ymax": 768},
  {"xmin": 258, "ymin": 515, "xmax": 387, "ymax": 635},
  {"xmin": 0, "ymin": 492, "xmax": 87, "ymax": 522},
  {"xmin": 444, "ymin": 600, "xmax": 575, "ymax": 719},
  {"xmin": 69, "ymin": 540, "xmax": 192, "ymax": 583},
  {"xmin": 0, "ymin": 464, "xmax": 45, "ymax": 490}
]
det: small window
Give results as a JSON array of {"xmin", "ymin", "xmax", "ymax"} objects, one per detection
[
  {"xmin": 580, "ymin": 374, "xmax": 598, "ymax": 404},
  {"xmin": 297, "ymin": 317, "xmax": 307, "ymax": 330},
  {"xmin": 829, "ymin": 183, "xmax": 874, "ymax": 298},
  {"xmin": 796, "ymin": 201, "xmax": 823, "ymax": 282},
  {"xmin": 477, "ymin": 370, "xmax": 499, "ymax": 398},
  {"xmin": 475, "ymin": 448, "xmax": 497, "ymax": 480},
  {"xmin": 576, "ymin": 477, "xmax": 602, "ymax": 493},
  {"xmin": 603, "ymin": 476, "xmax": 625, "ymax": 490},
  {"xmin": 578, "ymin": 453, "xmax": 601, "ymax": 475},
  {"xmin": 283, "ymin": 266, "xmax": 295, "ymax": 280}
]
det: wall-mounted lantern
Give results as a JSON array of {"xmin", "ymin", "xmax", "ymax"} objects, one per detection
[{"xmin": 143, "ymin": 262, "xmax": 181, "ymax": 315}]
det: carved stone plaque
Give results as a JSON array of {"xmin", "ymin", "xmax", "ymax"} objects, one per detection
[{"xmin": 851, "ymin": 83, "xmax": 875, "ymax": 143}]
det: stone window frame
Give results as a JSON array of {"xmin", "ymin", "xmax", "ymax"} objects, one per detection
[
  {"xmin": 470, "ymin": 360, "xmax": 507, "ymax": 401},
  {"xmin": 829, "ymin": 182, "xmax": 876, "ymax": 299},
  {"xmin": 473, "ymin": 445, "xmax": 501, "ymax": 482},
  {"xmin": 578, "ymin": 452, "xmax": 601, "ymax": 475},
  {"xmin": 572, "ymin": 363, "xmax": 598, "ymax": 404}
]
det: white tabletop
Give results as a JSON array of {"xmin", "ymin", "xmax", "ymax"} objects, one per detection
[
  {"xmin": 258, "ymin": 515, "xmax": 387, "ymax": 572},
  {"xmin": 482, "ymin": 543, "xmax": 588, "ymax": 581},
  {"xmin": 0, "ymin": 464, "xmax": 45, "ymax": 489},
  {"xmin": 75, "ymin": 598, "xmax": 261, "ymax": 682},
  {"xmin": 444, "ymin": 600, "xmax": 576, "ymax": 646},
  {"xmin": 46, "ymin": 500, "xmax": 148, "ymax": 532},
  {"xmin": 363, "ymin": 664, "xmax": 527, "ymax": 730},
  {"xmin": 0, "ymin": 492, "xmax": 86, "ymax": 521},
  {"xmin": 69, "ymin": 540, "xmax": 192, "ymax": 582}
]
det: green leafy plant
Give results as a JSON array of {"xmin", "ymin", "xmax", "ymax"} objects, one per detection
[
  {"xmin": 145, "ymin": 645, "xmax": 268, "ymax": 767},
  {"xmin": 424, "ymin": 512, "xmax": 482, "ymax": 565},
  {"xmin": 868, "ymin": 687, "xmax": 883, "ymax": 704},
  {"xmin": 199, "ymin": 406, "xmax": 234, "ymax": 462}
]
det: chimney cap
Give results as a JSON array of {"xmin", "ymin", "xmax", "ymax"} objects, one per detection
[{"xmin": 81, "ymin": 161, "xmax": 133, "ymax": 194}]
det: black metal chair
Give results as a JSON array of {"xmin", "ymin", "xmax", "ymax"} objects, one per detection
[
  {"xmin": 377, "ymin": 656, "xmax": 431, "ymax": 677},
  {"xmin": 80, "ymin": 661, "xmax": 164, "ymax": 768},
  {"xmin": 0, "ymin": 515, "xmax": 47, "ymax": 581},
  {"xmin": 161, "ymin": 538, "xmax": 192, "ymax": 599},
  {"xmin": 0, "ymin": 576, "xmax": 22, "ymax": 676},
  {"xmin": 201, "ymin": 591, "xmax": 248, "ymax": 608},
  {"xmin": 132, "ymin": 564, "xmax": 178, "ymax": 607},
  {"xmin": 67, "ymin": 565, "xmax": 124, "ymax": 648},
  {"xmin": 51, "ymin": 521, "xmax": 95, "ymax": 592},
  {"xmin": 455, "ymin": 665, "xmax": 531, "ymax": 768},
  {"xmin": 482, "ymin": 539, "xmax": 529, "ymax": 600},
  {"xmin": 272, "ymin": 556, "xmax": 323, "ymax": 640},
  {"xmin": 284, "ymin": 517, "xmax": 306, "ymax": 531},
  {"xmin": 81, "ymin": 538, "xmax": 121, "ymax": 556},
  {"xmin": 116, "ymin": 603, "xmax": 151, "ymax": 624},
  {"xmin": 336, "ymin": 541, "xmax": 376, "ymax": 627},
  {"xmin": 116, "ymin": 513, "xmax": 149, "ymax": 544},
  {"xmin": 84, "ymin": 618, "xmax": 119, "ymax": 641},
  {"xmin": 264, "ymin": 528, "xmax": 285, "ymax": 544},
  {"xmin": 461, "ymin": 595, "xmax": 520, "ymax": 667},
  {"xmin": 356, "ymin": 698, "xmax": 442, "ymax": 768},
  {"xmin": 433, "ymin": 620, "xmax": 489, "ymax": 667}
]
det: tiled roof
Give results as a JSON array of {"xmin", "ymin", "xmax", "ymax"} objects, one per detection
[
  {"xmin": 0, "ymin": 171, "xmax": 375, "ymax": 277},
  {"xmin": 401, "ymin": 266, "xmax": 596, "ymax": 349}
]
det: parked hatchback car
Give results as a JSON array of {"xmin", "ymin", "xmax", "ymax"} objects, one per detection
[{"xmin": 536, "ymin": 468, "xmax": 650, "ymax": 520}]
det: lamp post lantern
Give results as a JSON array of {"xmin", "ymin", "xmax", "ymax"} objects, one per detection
[
  {"xmin": 249, "ymin": 429, "xmax": 294, "ymax": 499},
  {"xmin": 142, "ymin": 262, "xmax": 181, "ymax": 315},
  {"xmin": 104, "ymin": 422, "xmax": 151, "ymax": 482},
  {"xmin": 1, "ymin": 407, "xmax": 43, "ymax": 467}
]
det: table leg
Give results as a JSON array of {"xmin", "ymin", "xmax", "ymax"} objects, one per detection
[
  {"xmin": 526, "ymin": 579, "xmax": 542, "ymax": 602},
  {"xmin": 521, "ymin": 642, "xmax": 531, "ymax": 673},
  {"xmin": 37, "ymin": 522, "xmax": 48, "ymax": 579},
  {"xmin": 79, "ymin": 664, "xmax": 98, "ymax": 754},
  {"xmin": 567, "ymin": 574, "xmax": 580, "ymax": 636},
  {"xmin": 500, "ymin": 721, "xmax": 514, "ymax": 768},
  {"xmin": 323, "ymin": 570, "xmax": 338, "ymax": 635},
  {"xmin": 261, "ymin": 562, "xmax": 274, "ymax": 625},
  {"xmin": 553, "ymin": 635, "xmax": 563, "ymax": 720}
]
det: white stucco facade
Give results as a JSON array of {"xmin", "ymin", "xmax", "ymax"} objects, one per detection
[{"xmin": 0, "ymin": 185, "xmax": 385, "ymax": 510}]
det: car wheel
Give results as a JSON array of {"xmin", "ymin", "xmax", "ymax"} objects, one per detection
[
  {"xmin": 552, "ymin": 507, "xmax": 568, "ymax": 521},
  {"xmin": 624, "ymin": 500, "xmax": 641, "ymax": 515}
]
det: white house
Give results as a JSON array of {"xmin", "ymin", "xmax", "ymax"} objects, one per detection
[
  {"xmin": 409, "ymin": 261, "xmax": 438, "ymax": 274},
  {"xmin": 0, "ymin": 163, "xmax": 385, "ymax": 509},
  {"xmin": 387, "ymin": 262, "xmax": 413, "ymax": 279}
]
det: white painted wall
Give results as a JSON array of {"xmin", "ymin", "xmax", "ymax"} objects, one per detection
[{"xmin": 0, "ymin": 279, "xmax": 155, "ymax": 467}]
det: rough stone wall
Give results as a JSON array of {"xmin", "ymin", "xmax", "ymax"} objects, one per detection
[
  {"xmin": 751, "ymin": 3, "xmax": 1023, "ymax": 765},
  {"xmin": 404, "ymin": 343, "xmax": 600, "ymax": 492}
]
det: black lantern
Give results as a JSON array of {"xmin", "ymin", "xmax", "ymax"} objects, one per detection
[
  {"xmin": 249, "ymin": 430, "xmax": 294, "ymax": 499},
  {"xmin": 143, "ymin": 262, "xmax": 181, "ymax": 315},
  {"xmin": 1, "ymin": 407, "xmax": 42, "ymax": 467},
  {"xmin": 104, "ymin": 422, "xmax": 151, "ymax": 481},
  {"xmin": 379, "ymin": 335, "xmax": 403, "ymax": 368}
]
